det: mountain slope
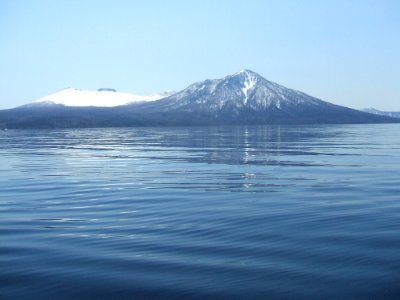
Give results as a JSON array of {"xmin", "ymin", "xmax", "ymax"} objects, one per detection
[{"xmin": 0, "ymin": 70, "xmax": 398, "ymax": 129}]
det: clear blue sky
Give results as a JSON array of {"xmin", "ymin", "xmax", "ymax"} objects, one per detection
[{"xmin": 0, "ymin": 0, "xmax": 399, "ymax": 110}]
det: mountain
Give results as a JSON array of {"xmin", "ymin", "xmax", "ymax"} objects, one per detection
[
  {"xmin": 23, "ymin": 88, "xmax": 175, "ymax": 107},
  {"xmin": 139, "ymin": 69, "xmax": 326, "ymax": 112},
  {"xmin": 362, "ymin": 108, "xmax": 400, "ymax": 119},
  {"xmin": 0, "ymin": 70, "xmax": 398, "ymax": 129},
  {"xmin": 128, "ymin": 69, "xmax": 397, "ymax": 125}
]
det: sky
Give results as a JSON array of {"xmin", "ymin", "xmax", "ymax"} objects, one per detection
[{"xmin": 0, "ymin": 0, "xmax": 399, "ymax": 110}]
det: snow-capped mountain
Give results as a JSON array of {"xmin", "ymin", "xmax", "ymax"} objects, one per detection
[
  {"xmin": 141, "ymin": 69, "xmax": 330, "ymax": 113},
  {"xmin": 29, "ymin": 88, "xmax": 175, "ymax": 107},
  {"xmin": 362, "ymin": 108, "xmax": 400, "ymax": 119},
  {"xmin": 131, "ymin": 69, "xmax": 391, "ymax": 125},
  {"xmin": 1, "ymin": 69, "xmax": 397, "ymax": 129}
]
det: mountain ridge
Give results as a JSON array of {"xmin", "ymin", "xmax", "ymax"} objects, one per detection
[{"xmin": 1, "ymin": 70, "xmax": 398, "ymax": 129}]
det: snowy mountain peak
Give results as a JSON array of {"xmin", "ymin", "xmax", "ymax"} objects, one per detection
[
  {"xmin": 150, "ymin": 69, "xmax": 327, "ymax": 113},
  {"xmin": 235, "ymin": 69, "xmax": 260, "ymax": 76},
  {"xmin": 29, "ymin": 88, "xmax": 175, "ymax": 107}
]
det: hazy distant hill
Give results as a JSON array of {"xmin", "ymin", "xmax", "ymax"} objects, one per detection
[{"xmin": 362, "ymin": 108, "xmax": 400, "ymax": 119}]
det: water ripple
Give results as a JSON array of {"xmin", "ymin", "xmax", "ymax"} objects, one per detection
[{"xmin": 1, "ymin": 124, "xmax": 400, "ymax": 299}]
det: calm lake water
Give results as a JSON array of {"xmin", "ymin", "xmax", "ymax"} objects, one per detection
[{"xmin": 1, "ymin": 124, "xmax": 400, "ymax": 299}]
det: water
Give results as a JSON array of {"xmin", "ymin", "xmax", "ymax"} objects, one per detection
[{"xmin": 1, "ymin": 124, "xmax": 400, "ymax": 299}]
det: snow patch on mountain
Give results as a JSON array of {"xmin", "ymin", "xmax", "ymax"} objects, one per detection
[{"xmin": 241, "ymin": 70, "xmax": 257, "ymax": 104}]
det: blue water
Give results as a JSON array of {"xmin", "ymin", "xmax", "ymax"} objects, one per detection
[{"xmin": 1, "ymin": 125, "xmax": 400, "ymax": 299}]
